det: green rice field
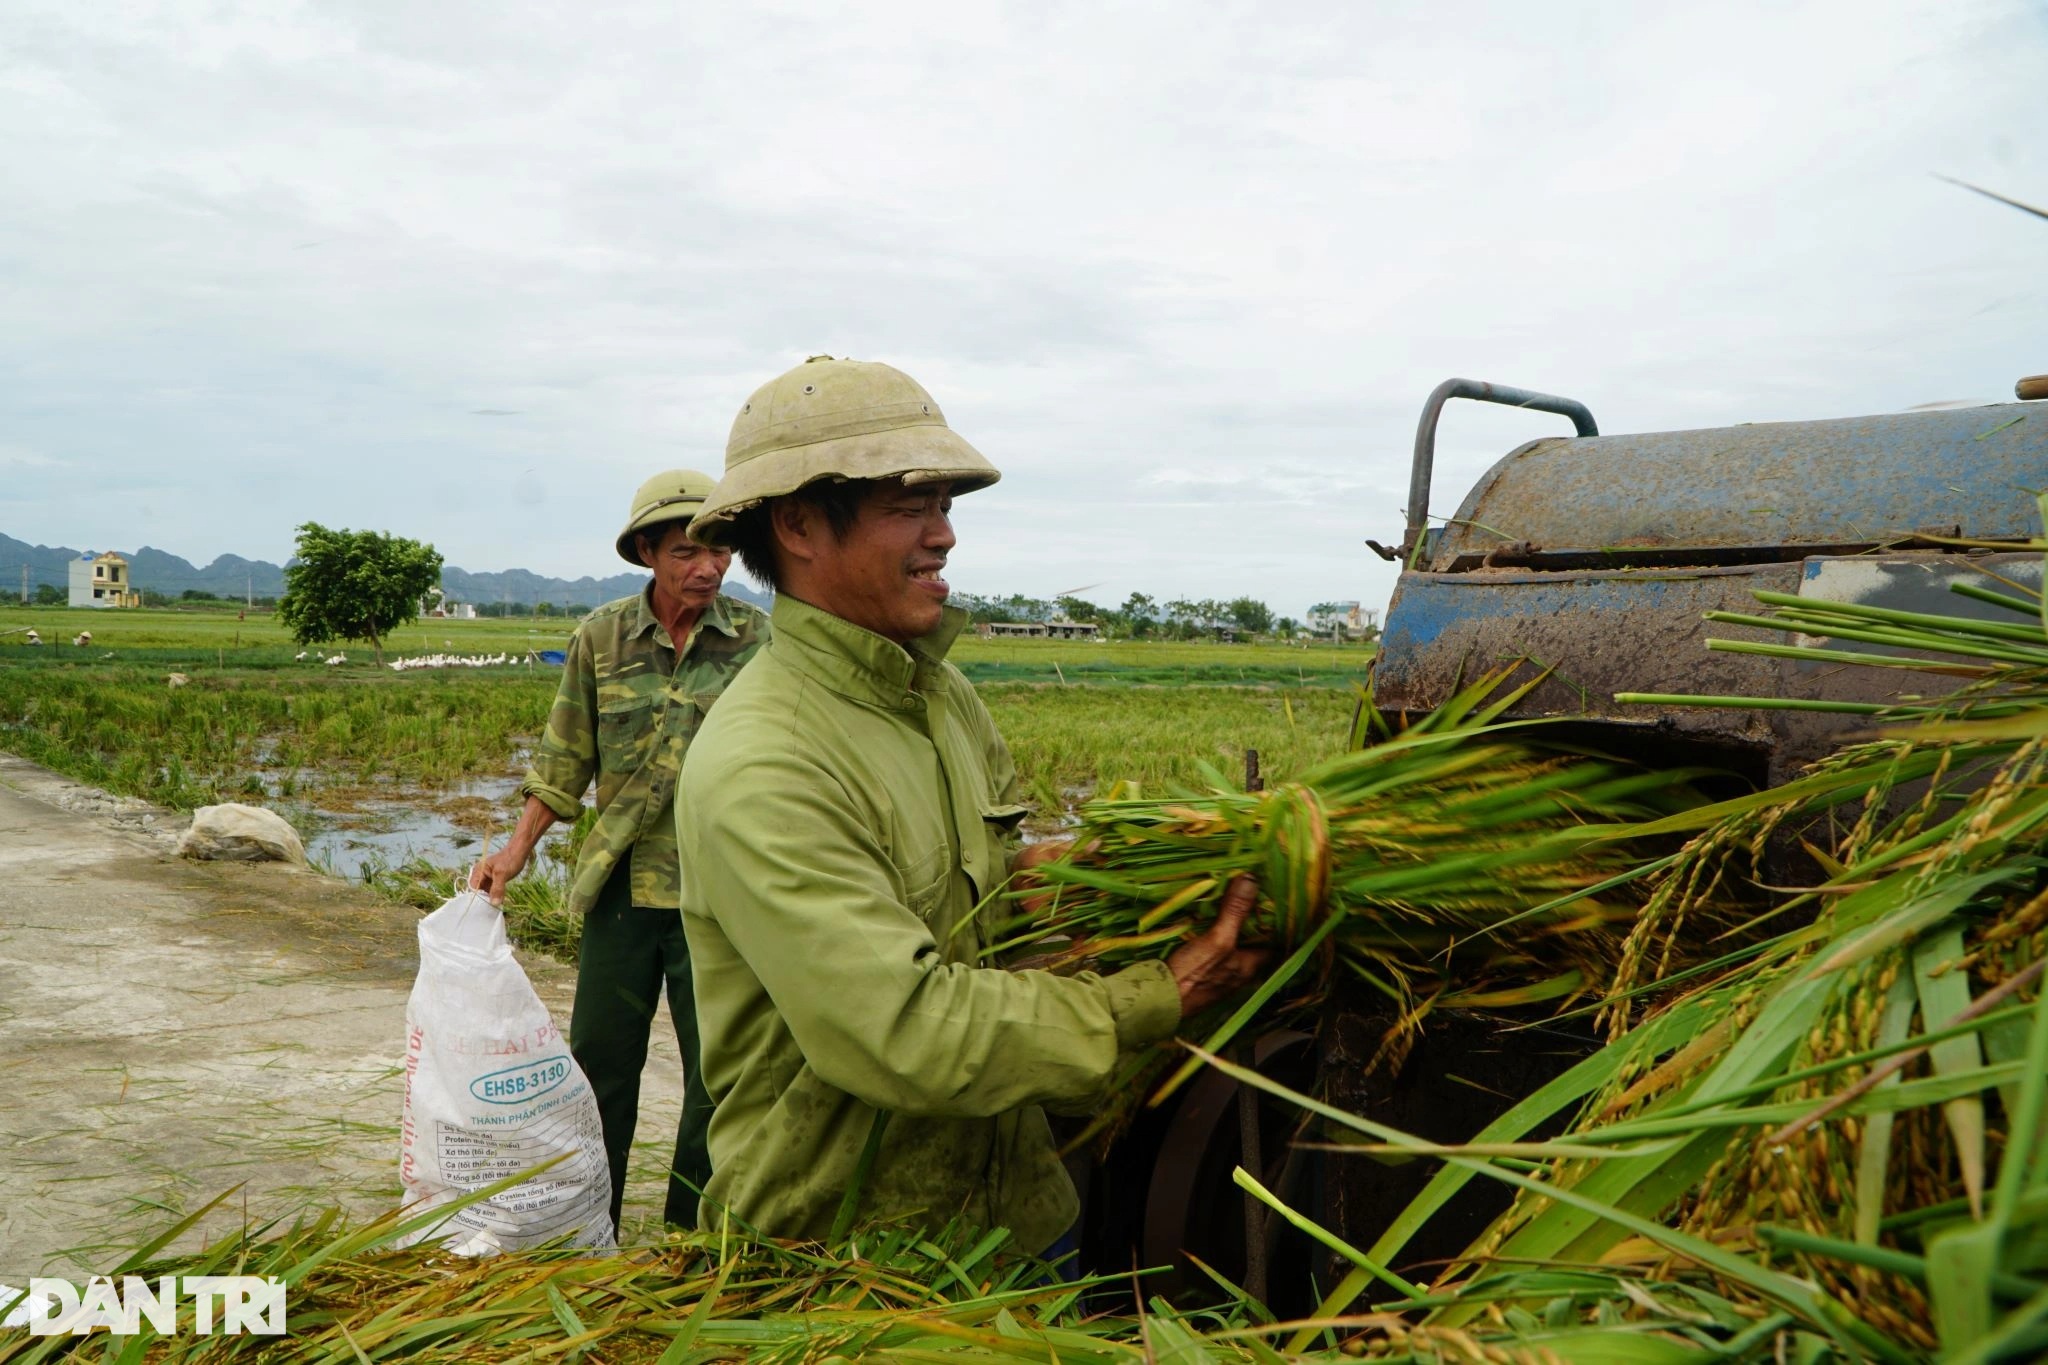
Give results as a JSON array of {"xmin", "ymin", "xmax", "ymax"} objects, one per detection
[
  {"xmin": 1, "ymin": 606, "xmax": 1371, "ymax": 681},
  {"xmin": 0, "ymin": 606, "xmax": 1372, "ymax": 956},
  {"xmin": 0, "ymin": 607, "xmax": 1370, "ymax": 803}
]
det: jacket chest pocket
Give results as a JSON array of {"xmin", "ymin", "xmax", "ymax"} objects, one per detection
[
  {"xmin": 896, "ymin": 835, "xmax": 987, "ymax": 965},
  {"xmin": 976, "ymin": 803, "xmax": 1029, "ymax": 905},
  {"xmin": 596, "ymin": 695, "xmax": 658, "ymax": 775},
  {"xmin": 897, "ymin": 843, "xmax": 950, "ymax": 922}
]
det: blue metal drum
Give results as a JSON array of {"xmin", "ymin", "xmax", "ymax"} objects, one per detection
[{"xmin": 1373, "ymin": 380, "xmax": 2048, "ymax": 782}]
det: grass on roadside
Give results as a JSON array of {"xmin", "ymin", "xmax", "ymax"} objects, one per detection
[{"xmin": 357, "ymin": 850, "xmax": 585, "ymax": 964}]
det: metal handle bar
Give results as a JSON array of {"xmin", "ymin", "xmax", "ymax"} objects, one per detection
[{"xmin": 1405, "ymin": 379, "xmax": 1598, "ymax": 555}]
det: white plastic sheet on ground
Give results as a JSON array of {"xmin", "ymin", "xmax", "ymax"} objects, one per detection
[{"xmin": 399, "ymin": 891, "xmax": 614, "ymax": 1254}]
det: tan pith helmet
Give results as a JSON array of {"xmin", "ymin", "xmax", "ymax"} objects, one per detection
[
  {"xmin": 688, "ymin": 356, "xmax": 1001, "ymax": 548},
  {"xmin": 615, "ymin": 468, "xmax": 718, "ymax": 565}
]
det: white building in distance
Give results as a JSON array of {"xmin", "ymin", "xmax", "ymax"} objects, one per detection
[
  {"xmin": 420, "ymin": 587, "xmax": 478, "ymax": 620},
  {"xmin": 977, "ymin": 619, "xmax": 1102, "ymax": 640},
  {"xmin": 68, "ymin": 552, "xmax": 140, "ymax": 608},
  {"xmin": 1307, "ymin": 600, "xmax": 1376, "ymax": 637}
]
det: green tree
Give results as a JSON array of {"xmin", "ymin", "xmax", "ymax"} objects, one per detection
[
  {"xmin": 278, "ymin": 523, "xmax": 443, "ymax": 664},
  {"xmin": 1001, "ymin": 593, "xmax": 1053, "ymax": 623},
  {"xmin": 1192, "ymin": 599, "xmax": 1233, "ymax": 641},
  {"xmin": 1054, "ymin": 595, "xmax": 1102, "ymax": 622},
  {"xmin": 949, "ymin": 592, "xmax": 1004, "ymax": 624},
  {"xmin": 1226, "ymin": 596, "xmax": 1273, "ymax": 636},
  {"xmin": 1120, "ymin": 592, "xmax": 1156, "ymax": 639},
  {"xmin": 31, "ymin": 583, "xmax": 63, "ymax": 605}
]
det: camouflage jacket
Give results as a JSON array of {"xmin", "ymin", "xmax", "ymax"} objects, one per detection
[{"xmin": 521, "ymin": 588, "xmax": 768, "ymax": 914}]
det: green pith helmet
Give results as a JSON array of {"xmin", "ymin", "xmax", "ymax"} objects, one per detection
[
  {"xmin": 615, "ymin": 468, "xmax": 719, "ymax": 565},
  {"xmin": 688, "ymin": 356, "xmax": 1001, "ymax": 548}
]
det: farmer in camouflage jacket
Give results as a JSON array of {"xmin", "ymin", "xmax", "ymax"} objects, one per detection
[{"xmin": 471, "ymin": 469, "xmax": 768, "ymax": 1230}]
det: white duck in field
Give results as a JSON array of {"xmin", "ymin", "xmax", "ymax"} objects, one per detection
[{"xmin": 386, "ymin": 651, "xmax": 514, "ymax": 671}]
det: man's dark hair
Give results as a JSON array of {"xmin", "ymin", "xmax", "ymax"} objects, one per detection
[{"xmin": 726, "ymin": 478, "xmax": 871, "ymax": 592}]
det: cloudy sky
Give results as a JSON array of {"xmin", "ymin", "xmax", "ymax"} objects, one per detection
[{"xmin": 2, "ymin": 1, "xmax": 2043, "ymax": 617}]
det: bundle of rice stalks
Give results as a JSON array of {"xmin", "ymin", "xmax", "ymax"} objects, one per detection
[
  {"xmin": 0, "ymin": 1184, "xmax": 1275, "ymax": 1363},
  {"xmin": 992, "ymin": 671, "xmax": 1708, "ymax": 1129},
  {"xmin": 1253, "ymin": 523, "xmax": 2048, "ymax": 1362}
]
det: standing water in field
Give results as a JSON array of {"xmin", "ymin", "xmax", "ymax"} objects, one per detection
[{"xmin": 297, "ymin": 789, "xmax": 509, "ymax": 880}]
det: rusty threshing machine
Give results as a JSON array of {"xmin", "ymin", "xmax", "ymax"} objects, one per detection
[{"xmin": 1108, "ymin": 371, "xmax": 2048, "ymax": 1307}]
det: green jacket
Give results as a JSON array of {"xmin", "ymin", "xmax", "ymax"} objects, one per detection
[
  {"xmin": 522, "ymin": 588, "xmax": 768, "ymax": 915},
  {"xmin": 677, "ymin": 595, "xmax": 1181, "ymax": 1253}
]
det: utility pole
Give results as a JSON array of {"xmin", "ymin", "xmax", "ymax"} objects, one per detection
[
  {"xmin": 246, "ymin": 571, "xmax": 253, "ymax": 609},
  {"xmin": 19, "ymin": 563, "xmax": 26, "ymax": 604}
]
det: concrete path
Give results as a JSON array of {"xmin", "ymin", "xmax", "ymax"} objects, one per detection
[{"xmin": 0, "ymin": 755, "xmax": 685, "ymax": 1280}]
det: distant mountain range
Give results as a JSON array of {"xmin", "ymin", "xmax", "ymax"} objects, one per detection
[{"xmin": 1, "ymin": 532, "xmax": 771, "ymax": 610}]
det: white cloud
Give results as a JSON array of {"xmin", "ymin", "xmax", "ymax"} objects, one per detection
[{"xmin": 0, "ymin": 0, "xmax": 2042, "ymax": 616}]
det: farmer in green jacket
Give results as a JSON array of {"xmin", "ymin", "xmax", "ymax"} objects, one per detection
[
  {"xmin": 676, "ymin": 357, "xmax": 1264, "ymax": 1254},
  {"xmin": 471, "ymin": 469, "xmax": 768, "ymax": 1231}
]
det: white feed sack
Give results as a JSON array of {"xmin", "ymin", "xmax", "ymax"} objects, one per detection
[{"xmin": 399, "ymin": 892, "xmax": 614, "ymax": 1254}]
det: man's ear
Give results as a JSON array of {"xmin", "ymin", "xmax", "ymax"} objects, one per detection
[
  {"xmin": 769, "ymin": 498, "xmax": 819, "ymax": 568},
  {"xmin": 635, "ymin": 533, "xmax": 658, "ymax": 570}
]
